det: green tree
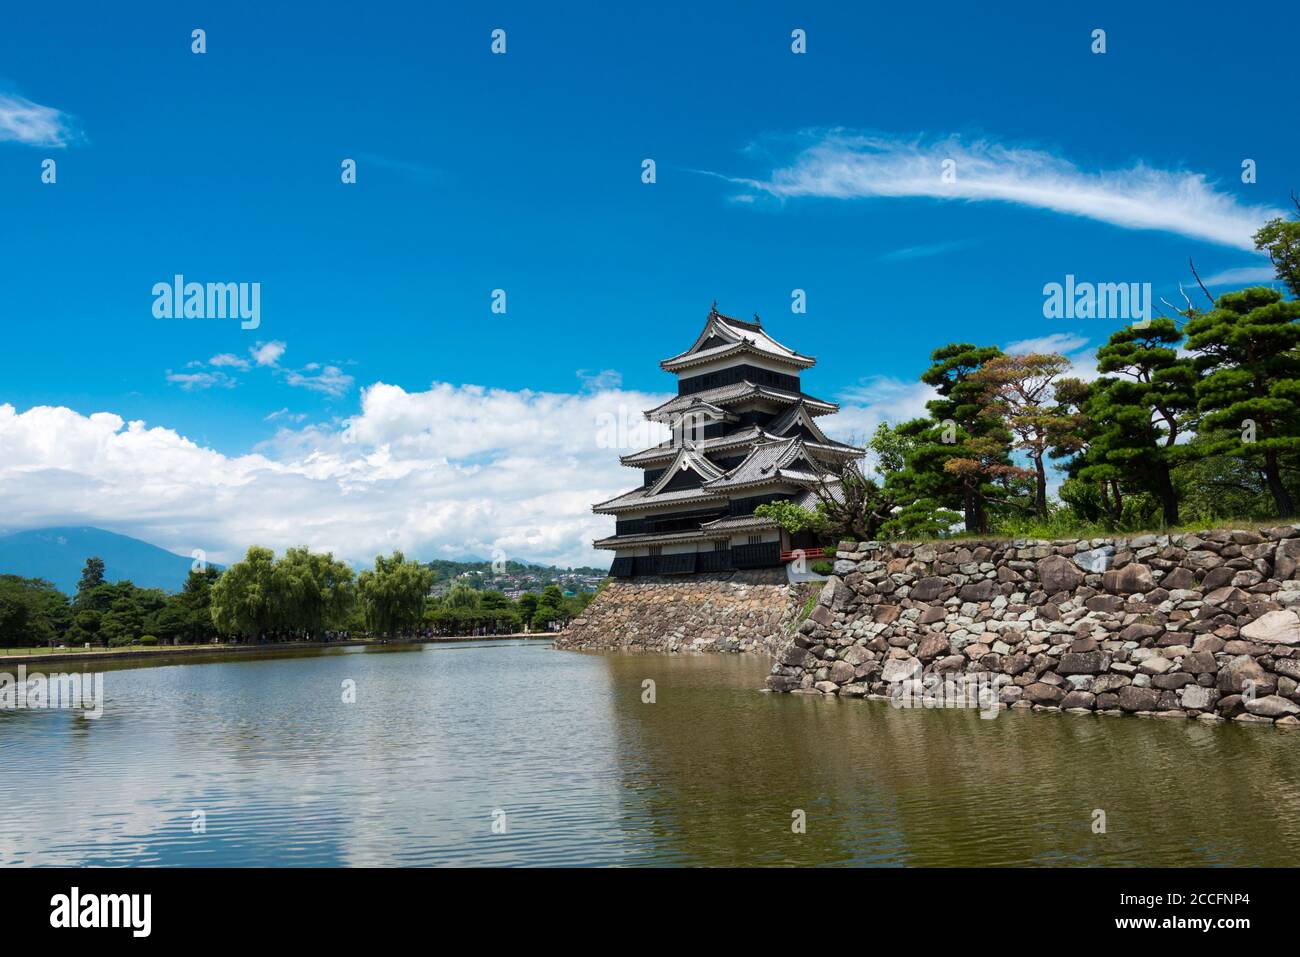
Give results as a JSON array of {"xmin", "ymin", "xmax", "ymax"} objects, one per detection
[
  {"xmin": 75, "ymin": 557, "xmax": 106, "ymax": 606},
  {"xmin": 271, "ymin": 547, "xmax": 356, "ymax": 638},
  {"xmin": 894, "ymin": 343, "xmax": 1017, "ymax": 533},
  {"xmin": 1184, "ymin": 286, "xmax": 1300, "ymax": 517},
  {"xmin": 0, "ymin": 576, "xmax": 71, "ymax": 647},
  {"xmin": 357, "ymin": 551, "xmax": 434, "ymax": 637},
  {"xmin": 971, "ymin": 352, "xmax": 1075, "ymax": 517},
  {"xmin": 1253, "ymin": 195, "xmax": 1300, "ymax": 298},
  {"xmin": 1082, "ymin": 319, "xmax": 1198, "ymax": 526},
  {"xmin": 210, "ymin": 546, "xmax": 278, "ymax": 641},
  {"xmin": 443, "ymin": 583, "xmax": 481, "ymax": 610}
]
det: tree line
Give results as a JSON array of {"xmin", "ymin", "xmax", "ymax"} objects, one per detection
[
  {"xmin": 760, "ymin": 201, "xmax": 1300, "ymax": 542},
  {"xmin": 0, "ymin": 548, "xmax": 595, "ymax": 649}
]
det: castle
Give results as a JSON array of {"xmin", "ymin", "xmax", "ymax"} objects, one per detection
[{"xmin": 593, "ymin": 304, "xmax": 860, "ymax": 576}]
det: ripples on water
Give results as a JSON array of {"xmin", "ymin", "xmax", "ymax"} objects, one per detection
[{"xmin": 1, "ymin": 641, "xmax": 1297, "ymax": 866}]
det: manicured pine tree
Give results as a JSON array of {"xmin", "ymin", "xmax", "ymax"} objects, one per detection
[
  {"xmin": 892, "ymin": 343, "xmax": 1017, "ymax": 533},
  {"xmin": 1082, "ymin": 319, "xmax": 1198, "ymax": 527},
  {"xmin": 1183, "ymin": 286, "xmax": 1300, "ymax": 517},
  {"xmin": 971, "ymin": 352, "xmax": 1076, "ymax": 518}
]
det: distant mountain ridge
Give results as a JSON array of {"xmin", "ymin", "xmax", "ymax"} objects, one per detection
[
  {"xmin": 0, "ymin": 527, "xmax": 604, "ymax": 595},
  {"xmin": 0, "ymin": 527, "xmax": 204, "ymax": 595}
]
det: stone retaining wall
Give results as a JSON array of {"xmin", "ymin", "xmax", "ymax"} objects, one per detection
[
  {"xmin": 555, "ymin": 569, "xmax": 813, "ymax": 656},
  {"xmin": 766, "ymin": 528, "xmax": 1300, "ymax": 728}
]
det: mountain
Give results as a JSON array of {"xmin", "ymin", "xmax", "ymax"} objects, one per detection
[{"xmin": 0, "ymin": 527, "xmax": 207, "ymax": 595}]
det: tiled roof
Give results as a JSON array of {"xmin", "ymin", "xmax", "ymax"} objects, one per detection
[
  {"xmin": 645, "ymin": 382, "xmax": 837, "ymax": 420},
  {"xmin": 702, "ymin": 437, "xmax": 829, "ymax": 492},
  {"xmin": 591, "ymin": 484, "xmax": 727, "ymax": 514},
  {"xmin": 661, "ymin": 306, "xmax": 815, "ymax": 370}
]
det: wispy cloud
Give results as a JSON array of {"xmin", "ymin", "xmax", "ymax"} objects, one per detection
[
  {"xmin": 165, "ymin": 370, "xmax": 237, "ymax": 391},
  {"xmin": 1194, "ymin": 265, "xmax": 1279, "ymax": 287},
  {"xmin": 284, "ymin": 364, "xmax": 354, "ymax": 397},
  {"xmin": 878, "ymin": 238, "xmax": 975, "ymax": 262},
  {"xmin": 357, "ymin": 153, "xmax": 441, "ymax": 182},
  {"xmin": 709, "ymin": 131, "xmax": 1283, "ymax": 251},
  {"xmin": 1004, "ymin": 332, "xmax": 1099, "ymax": 382},
  {"xmin": 0, "ymin": 93, "xmax": 79, "ymax": 148}
]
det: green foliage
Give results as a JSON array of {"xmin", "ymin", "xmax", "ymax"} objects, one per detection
[
  {"xmin": 137, "ymin": 634, "xmax": 159, "ymax": 646},
  {"xmin": 1077, "ymin": 319, "xmax": 1197, "ymax": 526},
  {"xmin": 1184, "ymin": 286, "xmax": 1300, "ymax": 516},
  {"xmin": 0, "ymin": 575, "xmax": 70, "ymax": 646},
  {"xmin": 357, "ymin": 551, "xmax": 434, "ymax": 637},
  {"xmin": 1254, "ymin": 206, "xmax": 1300, "ymax": 298},
  {"xmin": 809, "ymin": 560, "xmax": 835, "ymax": 576}
]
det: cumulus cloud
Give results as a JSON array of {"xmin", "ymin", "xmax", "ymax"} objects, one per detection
[
  {"xmin": 1004, "ymin": 331, "xmax": 1099, "ymax": 383},
  {"xmin": 251, "ymin": 341, "xmax": 286, "ymax": 367},
  {"xmin": 0, "ymin": 382, "xmax": 674, "ymax": 569},
  {"xmin": 710, "ymin": 131, "xmax": 1283, "ymax": 251},
  {"xmin": 0, "ymin": 93, "xmax": 79, "ymax": 148}
]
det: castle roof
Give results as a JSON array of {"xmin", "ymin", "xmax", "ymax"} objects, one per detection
[
  {"xmin": 660, "ymin": 305, "xmax": 814, "ymax": 372},
  {"xmin": 644, "ymin": 381, "xmax": 837, "ymax": 421}
]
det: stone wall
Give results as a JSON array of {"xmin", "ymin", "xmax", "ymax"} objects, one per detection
[
  {"xmin": 555, "ymin": 569, "xmax": 814, "ymax": 656},
  {"xmin": 766, "ymin": 528, "xmax": 1300, "ymax": 728}
]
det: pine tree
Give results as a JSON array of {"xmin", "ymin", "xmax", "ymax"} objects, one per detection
[
  {"xmin": 893, "ymin": 343, "xmax": 1018, "ymax": 533},
  {"xmin": 75, "ymin": 556, "xmax": 106, "ymax": 605},
  {"xmin": 1184, "ymin": 286, "xmax": 1300, "ymax": 517},
  {"xmin": 1083, "ymin": 319, "xmax": 1198, "ymax": 526}
]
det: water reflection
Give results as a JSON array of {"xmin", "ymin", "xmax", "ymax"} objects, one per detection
[{"xmin": 0, "ymin": 642, "xmax": 1296, "ymax": 866}]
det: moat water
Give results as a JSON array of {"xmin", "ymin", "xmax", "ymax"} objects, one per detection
[{"xmin": 1, "ymin": 640, "xmax": 1297, "ymax": 866}]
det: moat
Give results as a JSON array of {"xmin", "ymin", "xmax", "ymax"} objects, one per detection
[{"xmin": 1, "ymin": 640, "xmax": 1297, "ymax": 866}]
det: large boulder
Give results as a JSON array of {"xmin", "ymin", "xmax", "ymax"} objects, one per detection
[
  {"xmin": 1024, "ymin": 682, "xmax": 1066, "ymax": 705},
  {"xmin": 1037, "ymin": 555, "xmax": 1085, "ymax": 593},
  {"xmin": 1117, "ymin": 686, "xmax": 1160, "ymax": 712},
  {"xmin": 1216, "ymin": 654, "xmax": 1271, "ymax": 695},
  {"xmin": 916, "ymin": 633, "xmax": 951, "ymax": 661},
  {"xmin": 880, "ymin": 656, "xmax": 921, "ymax": 683},
  {"xmin": 1245, "ymin": 695, "xmax": 1300, "ymax": 718},
  {"xmin": 1058, "ymin": 651, "xmax": 1107, "ymax": 675},
  {"xmin": 828, "ymin": 660, "xmax": 856, "ymax": 684},
  {"xmin": 1240, "ymin": 610, "xmax": 1300, "ymax": 646},
  {"xmin": 1103, "ymin": 563, "xmax": 1155, "ymax": 594},
  {"xmin": 909, "ymin": 577, "xmax": 950, "ymax": 602}
]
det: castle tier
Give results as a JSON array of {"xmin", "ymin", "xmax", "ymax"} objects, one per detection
[{"xmin": 593, "ymin": 304, "xmax": 861, "ymax": 577}]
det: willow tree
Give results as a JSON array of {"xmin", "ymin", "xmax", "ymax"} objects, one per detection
[{"xmin": 358, "ymin": 551, "xmax": 434, "ymax": 637}]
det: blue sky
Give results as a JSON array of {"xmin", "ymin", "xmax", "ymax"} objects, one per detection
[{"xmin": 1, "ymin": 1, "xmax": 1296, "ymax": 568}]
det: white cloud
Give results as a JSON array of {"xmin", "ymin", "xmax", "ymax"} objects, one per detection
[
  {"xmin": 164, "ymin": 370, "xmax": 237, "ymax": 391},
  {"xmin": 1194, "ymin": 265, "xmax": 1279, "ymax": 287},
  {"xmin": 209, "ymin": 353, "xmax": 252, "ymax": 371},
  {"xmin": 1004, "ymin": 332, "xmax": 1089, "ymax": 355},
  {"xmin": 832, "ymin": 376, "xmax": 935, "ymax": 439},
  {"xmin": 0, "ymin": 93, "xmax": 78, "ymax": 148},
  {"xmin": 251, "ymin": 341, "xmax": 286, "ymax": 367},
  {"xmin": 713, "ymin": 131, "xmax": 1283, "ymax": 251},
  {"xmin": 1004, "ymin": 332, "xmax": 1099, "ymax": 383},
  {"xmin": 0, "ymin": 383, "xmax": 673, "ymax": 569},
  {"xmin": 284, "ymin": 364, "xmax": 354, "ymax": 396}
]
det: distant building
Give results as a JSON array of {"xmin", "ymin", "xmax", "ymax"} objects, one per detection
[{"xmin": 593, "ymin": 304, "xmax": 861, "ymax": 577}]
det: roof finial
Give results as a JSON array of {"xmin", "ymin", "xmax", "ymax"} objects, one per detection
[
  {"xmin": 710, "ymin": 299, "xmax": 718, "ymax": 316},
  {"xmin": 753, "ymin": 312, "xmax": 762, "ymax": 326}
]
